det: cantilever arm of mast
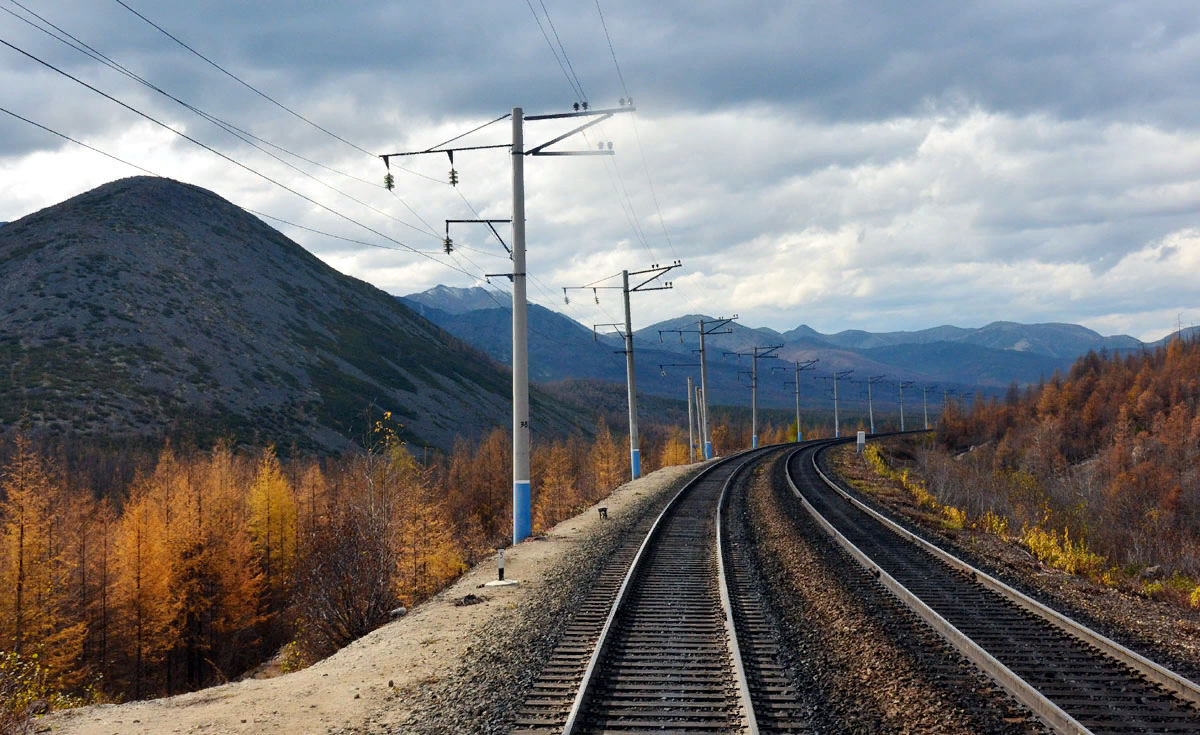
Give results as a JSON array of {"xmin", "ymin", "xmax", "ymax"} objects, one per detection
[
  {"xmin": 381, "ymin": 143, "xmax": 511, "ymax": 158},
  {"xmin": 446, "ymin": 219, "xmax": 512, "ymax": 254},
  {"xmin": 528, "ymin": 114, "xmax": 613, "ymax": 156},
  {"xmin": 525, "ymin": 106, "xmax": 637, "ymax": 120}
]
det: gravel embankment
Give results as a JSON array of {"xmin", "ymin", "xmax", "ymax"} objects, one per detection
[{"xmin": 730, "ymin": 450, "xmax": 1048, "ymax": 734}]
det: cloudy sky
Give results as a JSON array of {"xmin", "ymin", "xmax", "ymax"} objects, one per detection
[{"xmin": 1, "ymin": 0, "xmax": 1198, "ymax": 341}]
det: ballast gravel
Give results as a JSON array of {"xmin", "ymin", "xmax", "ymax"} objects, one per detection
[
  {"xmin": 390, "ymin": 463, "xmax": 707, "ymax": 734},
  {"xmin": 732, "ymin": 451, "xmax": 1050, "ymax": 734},
  {"xmin": 827, "ymin": 441, "xmax": 1200, "ymax": 684}
]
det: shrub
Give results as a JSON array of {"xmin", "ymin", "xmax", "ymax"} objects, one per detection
[{"xmin": 1021, "ymin": 526, "xmax": 1106, "ymax": 577}]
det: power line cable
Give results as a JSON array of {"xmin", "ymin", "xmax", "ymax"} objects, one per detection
[
  {"xmin": 245, "ymin": 209, "xmax": 442, "ymax": 254},
  {"xmin": 592, "ymin": 0, "xmax": 697, "ymax": 311},
  {"xmin": 0, "ymin": 101, "xmax": 480, "ymax": 282},
  {"xmin": 3, "ymin": 1, "xmax": 442, "ymax": 241},
  {"xmin": 5, "ymin": 0, "xmax": 406, "ymax": 182},
  {"xmin": 0, "ymin": 36, "xmax": 475, "ymax": 274},
  {"xmin": 110, "ymin": 0, "xmax": 375, "ymax": 157},
  {"xmin": 423, "ymin": 113, "xmax": 512, "ymax": 153},
  {"xmin": 522, "ymin": 0, "xmax": 583, "ymax": 102},
  {"xmin": 537, "ymin": 0, "xmax": 587, "ymax": 101},
  {"xmin": 0, "ymin": 104, "xmax": 158, "ymax": 176},
  {"xmin": 594, "ymin": 0, "xmax": 628, "ymax": 97}
]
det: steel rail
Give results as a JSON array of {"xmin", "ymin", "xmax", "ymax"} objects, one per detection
[
  {"xmin": 809, "ymin": 448, "xmax": 1200, "ymax": 710},
  {"xmin": 560, "ymin": 446, "xmax": 769, "ymax": 734},
  {"xmin": 716, "ymin": 453, "xmax": 763, "ymax": 735},
  {"xmin": 785, "ymin": 442, "xmax": 1089, "ymax": 734},
  {"xmin": 787, "ymin": 440, "xmax": 1200, "ymax": 734}
]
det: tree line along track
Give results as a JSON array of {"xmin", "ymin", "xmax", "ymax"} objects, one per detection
[
  {"xmin": 511, "ymin": 445, "xmax": 807, "ymax": 734},
  {"xmin": 787, "ymin": 439, "xmax": 1200, "ymax": 734}
]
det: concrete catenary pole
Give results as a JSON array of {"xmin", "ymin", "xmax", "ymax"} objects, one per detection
[
  {"xmin": 621, "ymin": 270, "xmax": 641, "ymax": 478},
  {"xmin": 794, "ymin": 366, "xmax": 803, "ymax": 442},
  {"xmin": 867, "ymin": 379, "xmax": 875, "ymax": 434},
  {"xmin": 833, "ymin": 372, "xmax": 841, "ymax": 438},
  {"xmin": 699, "ymin": 319, "xmax": 712, "ymax": 459},
  {"xmin": 686, "ymin": 375, "xmax": 696, "ymax": 463},
  {"xmin": 511, "ymin": 108, "xmax": 531, "ymax": 544},
  {"xmin": 751, "ymin": 350, "xmax": 759, "ymax": 449},
  {"xmin": 922, "ymin": 384, "xmax": 937, "ymax": 431}
]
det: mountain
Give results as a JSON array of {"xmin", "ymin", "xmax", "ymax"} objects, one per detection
[
  {"xmin": 399, "ymin": 290, "xmax": 626, "ymax": 383},
  {"xmin": 405, "ymin": 286, "xmax": 1174, "ymax": 412},
  {"xmin": 1148, "ymin": 326, "xmax": 1200, "ymax": 348},
  {"xmin": 813, "ymin": 321, "xmax": 1140, "ymax": 359},
  {"xmin": 0, "ymin": 177, "xmax": 584, "ymax": 452},
  {"xmin": 857, "ymin": 342, "xmax": 1065, "ymax": 387},
  {"xmin": 403, "ymin": 284, "xmax": 510, "ymax": 315}
]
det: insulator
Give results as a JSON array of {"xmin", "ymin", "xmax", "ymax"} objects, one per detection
[
  {"xmin": 573, "ymin": 102, "xmax": 580, "ymax": 111},
  {"xmin": 607, "ymin": 141, "xmax": 613, "ymax": 151},
  {"xmin": 448, "ymin": 168, "xmax": 459, "ymax": 186},
  {"xmin": 443, "ymin": 236, "xmax": 453, "ymax": 254},
  {"xmin": 627, "ymin": 96, "xmax": 633, "ymax": 106},
  {"xmin": 384, "ymin": 173, "xmax": 395, "ymax": 191},
  {"xmin": 619, "ymin": 97, "xmax": 626, "ymax": 106},
  {"xmin": 598, "ymin": 141, "xmax": 605, "ymax": 150},
  {"xmin": 581, "ymin": 101, "xmax": 589, "ymax": 110}
]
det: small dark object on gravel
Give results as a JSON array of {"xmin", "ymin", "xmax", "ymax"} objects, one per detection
[
  {"xmin": 598, "ymin": 507, "xmax": 608, "ymax": 519},
  {"xmin": 454, "ymin": 594, "xmax": 489, "ymax": 607}
]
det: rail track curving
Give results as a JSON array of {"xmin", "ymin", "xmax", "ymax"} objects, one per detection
[
  {"xmin": 512, "ymin": 446, "xmax": 807, "ymax": 734},
  {"xmin": 786, "ymin": 439, "xmax": 1200, "ymax": 734}
]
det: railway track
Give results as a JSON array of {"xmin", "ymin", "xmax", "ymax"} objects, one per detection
[
  {"xmin": 512, "ymin": 446, "xmax": 807, "ymax": 734},
  {"xmin": 786, "ymin": 439, "xmax": 1200, "ymax": 734}
]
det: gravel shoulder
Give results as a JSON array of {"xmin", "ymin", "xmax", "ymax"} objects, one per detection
[
  {"xmin": 828, "ymin": 439, "xmax": 1200, "ymax": 683},
  {"xmin": 43, "ymin": 462, "xmax": 708, "ymax": 735}
]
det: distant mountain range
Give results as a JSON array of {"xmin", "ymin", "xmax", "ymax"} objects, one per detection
[
  {"xmin": 0, "ymin": 177, "xmax": 585, "ymax": 451},
  {"xmin": 402, "ymin": 285, "xmax": 1178, "ymax": 412}
]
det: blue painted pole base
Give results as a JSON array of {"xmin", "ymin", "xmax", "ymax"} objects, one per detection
[
  {"xmin": 513, "ymin": 481, "xmax": 531, "ymax": 543},
  {"xmin": 704, "ymin": 441, "xmax": 713, "ymax": 459},
  {"xmin": 797, "ymin": 430, "xmax": 803, "ymax": 442},
  {"xmin": 752, "ymin": 435, "xmax": 758, "ymax": 449},
  {"xmin": 631, "ymin": 448, "xmax": 641, "ymax": 479}
]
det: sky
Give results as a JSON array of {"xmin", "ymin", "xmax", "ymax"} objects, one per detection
[{"xmin": 1, "ymin": 0, "xmax": 1198, "ymax": 341}]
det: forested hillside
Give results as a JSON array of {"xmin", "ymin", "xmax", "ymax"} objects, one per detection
[
  {"xmin": 0, "ymin": 409, "xmax": 800, "ymax": 712},
  {"xmin": 930, "ymin": 337, "xmax": 1200, "ymax": 582}
]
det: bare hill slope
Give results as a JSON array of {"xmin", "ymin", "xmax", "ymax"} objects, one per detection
[{"xmin": 0, "ymin": 176, "xmax": 577, "ymax": 451}]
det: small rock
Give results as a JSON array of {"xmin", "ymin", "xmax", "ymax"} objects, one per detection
[{"xmin": 390, "ymin": 607, "xmax": 408, "ymax": 618}]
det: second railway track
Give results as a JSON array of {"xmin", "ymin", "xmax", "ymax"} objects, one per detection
[{"xmin": 787, "ymin": 439, "xmax": 1200, "ymax": 734}]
